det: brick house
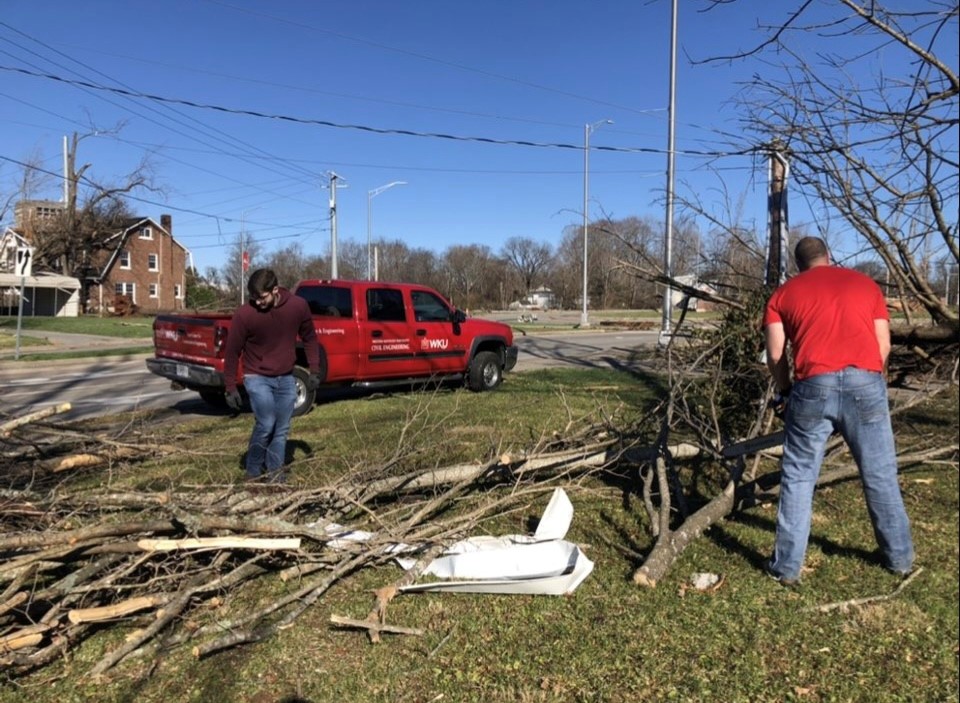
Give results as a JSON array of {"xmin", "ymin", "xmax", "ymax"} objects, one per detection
[{"xmin": 87, "ymin": 214, "xmax": 191, "ymax": 314}]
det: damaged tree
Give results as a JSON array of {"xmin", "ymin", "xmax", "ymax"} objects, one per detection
[
  {"xmin": 609, "ymin": 3, "xmax": 959, "ymax": 587},
  {"xmin": 13, "ymin": 126, "xmax": 160, "ymax": 287}
]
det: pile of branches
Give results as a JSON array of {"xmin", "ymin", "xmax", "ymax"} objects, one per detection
[{"xmin": 0, "ymin": 408, "xmax": 634, "ymax": 680}]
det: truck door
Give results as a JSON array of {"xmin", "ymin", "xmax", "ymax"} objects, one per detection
[
  {"xmin": 410, "ymin": 288, "xmax": 467, "ymax": 374},
  {"xmin": 295, "ymin": 284, "xmax": 359, "ymax": 381},
  {"xmin": 360, "ymin": 286, "xmax": 427, "ymax": 378}
]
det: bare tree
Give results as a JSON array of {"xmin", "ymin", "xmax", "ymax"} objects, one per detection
[
  {"xmin": 500, "ymin": 236, "xmax": 553, "ymax": 298},
  {"xmin": 441, "ymin": 244, "xmax": 495, "ymax": 311},
  {"xmin": 23, "ymin": 128, "xmax": 160, "ymax": 279},
  {"xmin": 263, "ymin": 242, "xmax": 327, "ymax": 287},
  {"xmin": 700, "ymin": 0, "xmax": 958, "ymax": 332}
]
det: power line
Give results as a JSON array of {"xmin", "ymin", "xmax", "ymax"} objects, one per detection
[
  {"xmin": 205, "ymin": 0, "xmax": 659, "ymax": 118},
  {"xmin": 0, "ymin": 64, "xmax": 754, "ymax": 159},
  {"xmin": 0, "ymin": 152, "xmax": 315, "ymax": 231},
  {"xmin": 0, "ymin": 23, "xmax": 325, "ymax": 193}
]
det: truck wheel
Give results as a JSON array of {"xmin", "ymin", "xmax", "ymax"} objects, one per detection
[
  {"xmin": 292, "ymin": 366, "xmax": 315, "ymax": 416},
  {"xmin": 467, "ymin": 351, "xmax": 502, "ymax": 392},
  {"xmin": 199, "ymin": 390, "xmax": 228, "ymax": 409}
]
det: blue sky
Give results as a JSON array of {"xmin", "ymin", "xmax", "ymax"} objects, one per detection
[{"xmin": 0, "ymin": 1, "xmax": 946, "ymax": 275}]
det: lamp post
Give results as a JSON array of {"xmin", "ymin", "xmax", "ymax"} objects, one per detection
[
  {"xmin": 367, "ymin": 181, "xmax": 407, "ymax": 280},
  {"xmin": 581, "ymin": 119, "xmax": 612, "ymax": 328},
  {"xmin": 659, "ymin": 0, "xmax": 678, "ymax": 346}
]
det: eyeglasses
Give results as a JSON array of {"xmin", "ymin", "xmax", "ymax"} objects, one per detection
[{"xmin": 253, "ymin": 290, "xmax": 275, "ymax": 306}]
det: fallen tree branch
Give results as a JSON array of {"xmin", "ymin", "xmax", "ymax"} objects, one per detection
[
  {"xmin": 809, "ymin": 567, "xmax": 924, "ymax": 613},
  {"xmin": 328, "ymin": 615, "xmax": 424, "ymax": 638},
  {"xmin": 0, "ymin": 404, "xmax": 72, "ymax": 437}
]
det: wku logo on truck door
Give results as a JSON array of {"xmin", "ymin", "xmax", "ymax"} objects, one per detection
[{"xmin": 421, "ymin": 338, "xmax": 449, "ymax": 351}]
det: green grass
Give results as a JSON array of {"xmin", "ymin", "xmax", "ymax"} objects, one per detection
[
  {"xmin": 0, "ymin": 315, "xmax": 155, "ymax": 337},
  {"xmin": 0, "ymin": 314, "xmax": 154, "ymax": 360},
  {"xmin": 1, "ymin": 370, "xmax": 957, "ymax": 703},
  {"xmin": 0, "ymin": 332, "xmax": 49, "ymax": 350}
]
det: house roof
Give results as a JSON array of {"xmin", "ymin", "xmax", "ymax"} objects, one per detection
[
  {"xmin": 0, "ymin": 228, "xmax": 33, "ymax": 275},
  {"xmin": 96, "ymin": 216, "xmax": 190, "ymax": 280},
  {"xmin": 0, "ymin": 227, "xmax": 31, "ymax": 250},
  {"xmin": 0, "ymin": 271, "xmax": 81, "ymax": 290}
]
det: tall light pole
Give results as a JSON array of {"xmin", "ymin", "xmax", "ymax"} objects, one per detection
[
  {"xmin": 581, "ymin": 119, "xmax": 612, "ymax": 328},
  {"xmin": 659, "ymin": 0, "xmax": 678, "ymax": 346},
  {"xmin": 367, "ymin": 181, "xmax": 406, "ymax": 280},
  {"xmin": 328, "ymin": 172, "xmax": 342, "ymax": 279}
]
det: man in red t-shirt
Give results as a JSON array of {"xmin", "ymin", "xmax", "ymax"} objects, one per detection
[
  {"xmin": 224, "ymin": 268, "xmax": 321, "ymax": 483},
  {"xmin": 763, "ymin": 237, "xmax": 913, "ymax": 585}
]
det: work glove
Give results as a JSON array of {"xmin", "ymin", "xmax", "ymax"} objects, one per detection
[
  {"xmin": 305, "ymin": 374, "xmax": 322, "ymax": 394},
  {"xmin": 225, "ymin": 390, "xmax": 243, "ymax": 411}
]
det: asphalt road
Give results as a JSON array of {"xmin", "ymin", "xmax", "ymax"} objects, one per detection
[{"xmin": 0, "ymin": 328, "xmax": 660, "ymax": 423}]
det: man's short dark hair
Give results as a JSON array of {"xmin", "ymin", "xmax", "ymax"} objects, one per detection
[
  {"xmin": 794, "ymin": 237, "xmax": 829, "ymax": 271},
  {"xmin": 247, "ymin": 268, "xmax": 278, "ymax": 297}
]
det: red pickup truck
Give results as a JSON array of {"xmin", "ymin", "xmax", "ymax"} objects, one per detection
[{"xmin": 146, "ymin": 279, "xmax": 519, "ymax": 415}]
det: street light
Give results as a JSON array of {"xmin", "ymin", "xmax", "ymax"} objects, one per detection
[
  {"xmin": 581, "ymin": 119, "xmax": 612, "ymax": 328},
  {"xmin": 367, "ymin": 181, "xmax": 407, "ymax": 280}
]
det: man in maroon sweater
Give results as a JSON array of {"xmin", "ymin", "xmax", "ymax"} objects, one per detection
[{"xmin": 224, "ymin": 269, "xmax": 321, "ymax": 483}]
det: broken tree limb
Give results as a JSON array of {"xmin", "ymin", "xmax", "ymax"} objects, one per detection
[
  {"xmin": 136, "ymin": 537, "xmax": 301, "ymax": 552},
  {"xmin": 0, "ymin": 403, "xmax": 72, "ymax": 437},
  {"xmin": 0, "ymin": 631, "xmax": 44, "ymax": 653},
  {"xmin": 192, "ymin": 552, "xmax": 375, "ymax": 659},
  {"xmin": 68, "ymin": 594, "xmax": 171, "ymax": 624},
  {"xmin": 810, "ymin": 567, "xmax": 924, "ymax": 613},
  {"xmin": 0, "ymin": 520, "xmax": 178, "ymax": 551},
  {"xmin": 359, "ymin": 441, "xmax": 703, "ymax": 496},
  {"xmin": 328, "ymin": 615, "xmax": 423, "ymax": 637}
]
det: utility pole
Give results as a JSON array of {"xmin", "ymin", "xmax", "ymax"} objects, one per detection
[
  {"xmin": 659, "ymin": 0, "xmax": 678, "ymax": 347},
  {"xmin": 328, "ymin": 172, "xmax": 341, "ymax": 279},
  {"xmin": 62, "ymin": 136, "xmax": 69, "ymax": 203},
  {"xmin": 766, "ymin": 145, "xmax": 789, "ymax": 288}
]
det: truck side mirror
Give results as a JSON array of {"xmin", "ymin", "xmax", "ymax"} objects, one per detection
[{"xmin": 452, "ymin": 309, "xmax": 467, "ymax": 324}]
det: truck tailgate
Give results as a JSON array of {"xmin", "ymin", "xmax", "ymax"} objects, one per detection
[{"xmin": 153, "ymin": 314, "xmax": 228, "ymax": 364}]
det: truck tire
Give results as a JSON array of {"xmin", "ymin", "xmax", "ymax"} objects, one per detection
[
  {"xmin": 467, "ymin": 350, "xmax": 502, "ymax": 392},
  {"xmin": 291, "ymin": 366, "xmax": 315, "ymax": 416},
  {"xmin": 198, "ymin": 390, "xmax": 228, "ymax": 409}
]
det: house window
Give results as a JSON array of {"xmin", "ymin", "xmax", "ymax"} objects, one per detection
[
  {"xmin": 148, "ymin": 253, "xmax": 159, "ymax": 271},
  {"xmin": 115, "ymin": 282, "xmax": 135, "ymax": 297},
  {"xmin": 119, "ymin": 250, "xmax": 131, "ymax": 269},
  {"xmin": 139, "ymin": 227, "xmax": 153, "ymax": 240},
  {"xmin": 174, "ymin": 284, "xmax": 183, "ymax": 299},
  {"xmin": 149, "ymin": 284, "xmax": 158, "ymax": 298}
]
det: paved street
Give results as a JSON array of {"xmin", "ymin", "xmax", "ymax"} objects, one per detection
[{"xmin": 0, "ymin": 327, "xmax": 660, "ymax": 423}]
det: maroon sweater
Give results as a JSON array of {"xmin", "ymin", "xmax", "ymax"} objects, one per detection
[{"xmin": 223, "ymin": 288, "xmax": 320, "ymax": 393}]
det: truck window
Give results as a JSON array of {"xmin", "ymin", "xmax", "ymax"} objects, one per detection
[
  {"xmin": 366, "ymin": 288, "xmax": 406, "ymax": 322},
  {"xmin": 297, "ymin": 286, "xmax": 353, "ymax": 318},
  {"xmin": 411, "ymin": 290, "xmax": 451, "ymax": 322}
]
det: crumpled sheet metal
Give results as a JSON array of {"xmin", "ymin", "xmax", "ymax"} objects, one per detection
[{"xmin": 397, "ymin": 487, "xmax": 594, "ymax": 595}]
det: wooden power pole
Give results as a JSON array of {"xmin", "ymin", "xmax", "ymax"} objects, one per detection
[{"xmin": 766, "ymin": 144, "xmax": 789, "ymax": 288}]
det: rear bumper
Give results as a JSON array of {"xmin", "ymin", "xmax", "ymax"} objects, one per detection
[
  {"xmin": 504, "ymin": 345, "xmax": 518, "ymax": 372},
  {"xmin": 145, "ymin": 358, "xmax": 224, "ymax": 390}
]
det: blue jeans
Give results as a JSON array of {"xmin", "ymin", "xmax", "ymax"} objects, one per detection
[
  {"xmin": 769, "ymin": 367, "xmax": 914, "ymax": 580},
  {"xmin": 242, "ymin": 374, "xmax": 297, "ymax": 479}
]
